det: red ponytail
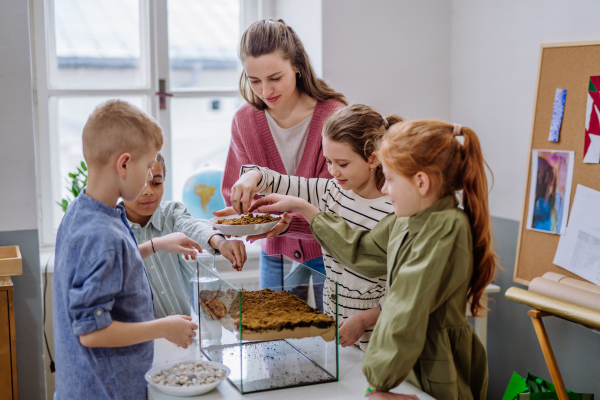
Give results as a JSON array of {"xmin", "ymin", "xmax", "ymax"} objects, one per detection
[{"xmin": 380, "ymin": 120, "xmax": 499, "ymax": 317}]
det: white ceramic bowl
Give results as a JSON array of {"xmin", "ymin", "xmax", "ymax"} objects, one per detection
[
  {"xmin": 209, "ymin": 213, "xmax": 280, "ymax": 237},
  {"xmin": 145, "ymin": 360, "xmax": 230, "ymax": 397}
]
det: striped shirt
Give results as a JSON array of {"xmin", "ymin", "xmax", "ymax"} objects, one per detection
[
  {"xmin": 241, "ymin": 165, "xmax": 395, "ymax": 350},
  {"xmin": 126, "ymin": 201, "xmax": 221, "ymax": 319}
]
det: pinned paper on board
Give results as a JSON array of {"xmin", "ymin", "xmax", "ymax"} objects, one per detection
[
  {"xmin": 548, "ymin": 88, "xmax": 566, "ymax": 142},
  {"xmin": 583, "ymin": 76, "xmax": 600, "ymax": 163},
  {"xmin": 554, "ymin": 184, "xmax": 600, "ymax": 285},
  {"xmin": 526, "ymin": 150, "xmax": 574, "ymax": 235}
]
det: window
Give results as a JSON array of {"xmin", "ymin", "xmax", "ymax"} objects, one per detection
[{"xmin": 33, "ymin": 0, "xmax": 258, "ymax": 245}]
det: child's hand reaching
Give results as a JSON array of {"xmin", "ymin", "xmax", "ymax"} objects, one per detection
[
  {"xmin": 339, "ymin": 314, "xmax": 367, "ymax": 348},
  {"xmin": 154, "ymin": 232, "xmax": 202, "ymax": 260},
  {"xmin": 248, "ymin": 194, "xmax": 321, "ymax": 224},
  {"xmin": 209, "ymin": 235, "xmax": 247, "ymax": 271},
  {"xmin": 230, "ymin": 169, "xmax": 262, "ymax": 214},
  {"xmin": 160, "ymin": 315, "xmax": 198, "ymax": 349},
  {"xmin": 248, "ymin": 193, "xmax": 306, "ymax": 214}
]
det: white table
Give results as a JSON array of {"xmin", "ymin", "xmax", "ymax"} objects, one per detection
[{"xmin": 148, "ymin": 339, "xmax": 435, "ymax": 399}]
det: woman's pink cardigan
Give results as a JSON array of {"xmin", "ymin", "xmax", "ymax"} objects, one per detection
[{"xmin": 221, "ymin": 99, "xmax": 345, "ymax": 263}]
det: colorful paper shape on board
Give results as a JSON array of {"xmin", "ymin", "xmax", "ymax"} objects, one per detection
[
  {"xmin": 526, "ymin": 150, "xmax": 574, "ymax": 235},
  {"xmin": 548, "ymin": 88, "xmax": 566, "ymax": 142},
  {"xmin": 583, "ymin": 76, "xmax": 600, "ymax": 163}
]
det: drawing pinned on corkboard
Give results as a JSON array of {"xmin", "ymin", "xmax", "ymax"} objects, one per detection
[
  {"xmin": 553, "ymin": 184, "xmax": 600, "ymax": 285},
  {"xmin": 548, "ymin": 88, "xmax": 566, "ymax": 142},
  {"xmin": 526, "ymin": 150, "xmax": 574, "ymax": 235},
  {"xmin": 583, "ymin": 76, "xmax": 600, "ymax": 163}
]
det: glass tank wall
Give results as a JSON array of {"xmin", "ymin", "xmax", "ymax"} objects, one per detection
[{"xmin": 190, "ymin": 254, "xmax": 339, "ymax": 394}]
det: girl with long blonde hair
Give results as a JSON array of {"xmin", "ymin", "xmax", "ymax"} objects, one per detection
[{"xmin": 231, "ymin": 104, "xmax": 402, "ymax": 349}]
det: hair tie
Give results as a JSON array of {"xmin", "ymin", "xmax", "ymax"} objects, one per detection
[
  {"xmin": 382, "ymin": 116, "xmax": 389, "ymax": 129},
  {"xmin": 453, "ymin": 123, "xmax": 463, "ymax": 137}
]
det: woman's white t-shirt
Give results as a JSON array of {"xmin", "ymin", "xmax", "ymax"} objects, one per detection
[{"xmin": 265, "ymin": 110, "xmax": 312, "ymax": 176}]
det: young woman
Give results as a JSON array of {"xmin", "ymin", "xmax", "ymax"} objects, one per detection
[
  {"xmin": 218, "ymin": 19, "xmax": 347, "ymax": 289},
  {"xmin": 250, "ymin": 120, "xmax": 498, "ymax": 399},
  {"xmin": 231, "ymin": 104, "xmax": 401, "ymax": 349}
]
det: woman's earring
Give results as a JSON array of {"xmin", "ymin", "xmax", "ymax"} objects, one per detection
[
  {"xmin": 370, "ymin": 169, "xmax": 374, "ymax": 172},
  {"xmin": 296, "ymin": 71, "xmax": 301, "ymax": 78}
]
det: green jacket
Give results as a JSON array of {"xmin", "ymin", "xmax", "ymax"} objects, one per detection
[{"xmin": 310, "ymin": 196, "xmax": 488, "ymax": 400}]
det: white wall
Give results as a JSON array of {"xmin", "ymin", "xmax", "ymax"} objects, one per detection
[
  {"xmin": 322, "ymin": 0, "xmax": 452, "ymax": 120},
  {"xmin": 0, "ymin": 0, "xmax": 39, "ymax": 232},
  {"xmin": 275, "ymin": 0, "xmax": 323, "ymax": 78},
  {"xmin": 0, "ymin": 2, "xmax": 45, "ymax": 399},
  {"xmin": 451, "ymin": 0, "xmax": 600, "ymax": 220}
]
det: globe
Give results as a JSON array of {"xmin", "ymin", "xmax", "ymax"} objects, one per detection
[{"xmin": 182, "ymin": 166, "xmax": 226, "ymax": 220}]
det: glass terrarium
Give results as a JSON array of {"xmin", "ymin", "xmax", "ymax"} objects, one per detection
[{"xmin": 189, "ymin": 254, "xmax": 339, "ymax": 394}]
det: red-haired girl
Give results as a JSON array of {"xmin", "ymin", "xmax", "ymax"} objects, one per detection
[{"xmin": 251, "ymin": 120, "xmax": 497, "ymax": 399}]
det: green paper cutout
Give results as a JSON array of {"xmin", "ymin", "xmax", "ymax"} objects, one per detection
[{"xmin": 589, "ymin": 79, "xmax": 597, "ymax": 92}]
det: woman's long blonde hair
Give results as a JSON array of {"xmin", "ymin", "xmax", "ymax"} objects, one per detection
[
  {"xmin": 239, "ymin": 19, "xmax": 347, "ymax": 110},
  {"xmin": 380, "ymin": 120, "xmax": 499, "ymax": 317}
]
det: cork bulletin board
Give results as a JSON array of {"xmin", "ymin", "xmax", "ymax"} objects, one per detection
[{"xmin": 514, "ymin": 40, "xmax": 600, "ymax": 285}]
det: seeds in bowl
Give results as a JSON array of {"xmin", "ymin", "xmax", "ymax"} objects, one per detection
[
  {"xmin": 151, "ymin": 361, "xmax": 226, "ymax": 387},
  {"xmin": 216, "ymin": 213, "xmax": 280, "ymax": 225}
]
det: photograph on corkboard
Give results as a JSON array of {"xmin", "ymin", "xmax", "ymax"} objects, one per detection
[
  {"xmin": 583, "ymin": 76, "xmax": 600, "ymax": 163},
  {"xmin": 526, "ymin": 150, "xmax": 574, "ymax": 235}
]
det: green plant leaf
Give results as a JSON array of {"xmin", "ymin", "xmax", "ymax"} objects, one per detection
[{"xmin": 59, "ymin": 160, "xmax": 87, "ymax": 213}]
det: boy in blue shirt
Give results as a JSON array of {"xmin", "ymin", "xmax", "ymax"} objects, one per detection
[{"xmin": 53, "ymin": 100, "xmax": 198, "ymax": 400}]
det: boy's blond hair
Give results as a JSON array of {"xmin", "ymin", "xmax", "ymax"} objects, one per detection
[{"xmin": 82, "ymin": 100, "xmax": 163, "ymax": 167}]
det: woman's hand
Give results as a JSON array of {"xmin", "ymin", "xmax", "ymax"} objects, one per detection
[
  {"xmin": 212, "ymin": 207, "xmax": 236, "ymax": 238},
  {"xmin": 339, "ymin": 315, "xmax": 367, "ymax": 348},
  {"xmin": 230, "ymin": 170, "xmax": 262, "ymax": 214},
  {"xmin": 212, "ymin": 207, "xmax": 237, "ymax": 218},
  {"xmin": 154, "ymin": 233, "xmax": 202, "ymax": 260},
  {"xmin": 249, "ymin": 194, "xmax": 320, "ymax": 224},
  {"xmin": 246, "ymin": 212, "xmax": 292, "ymax": 243}
]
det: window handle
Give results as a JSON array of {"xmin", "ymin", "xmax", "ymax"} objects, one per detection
[{"xmin": 156, "ymin": 79, "xmax": 173, "ymax": 110}]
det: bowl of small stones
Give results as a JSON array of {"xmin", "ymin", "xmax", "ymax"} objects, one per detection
[{"xmin": 145, "ymin": 360, "xmax": 230, "ymax": 397}]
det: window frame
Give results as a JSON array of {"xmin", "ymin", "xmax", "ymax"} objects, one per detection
[{"xmin": 32, "ymin": 0, "xmax": 258, "ymax": 247}]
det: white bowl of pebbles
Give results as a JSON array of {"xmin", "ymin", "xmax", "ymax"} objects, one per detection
[{"xmin": 145, "ymin": 360, "xmax": 230, "ymax": 397}]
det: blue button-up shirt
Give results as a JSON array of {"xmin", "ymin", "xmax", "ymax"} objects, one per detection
[{"xmin": 53, "ymin": 191, "xmax": 154, "ymax": 400}]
